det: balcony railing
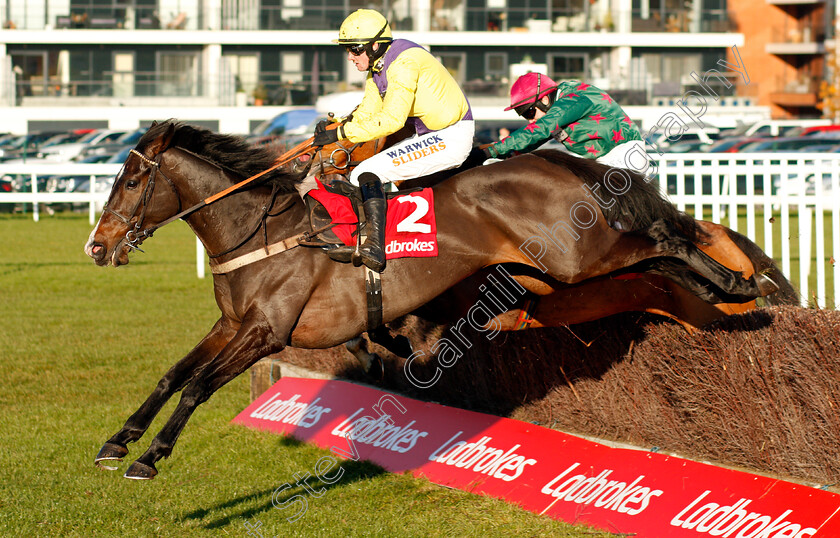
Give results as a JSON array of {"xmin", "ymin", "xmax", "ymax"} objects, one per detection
[
  {"xmin": 5, "ymin": 73, "xmax": 664, "ymax": 108},
  {"xmin": 1, "ymin": 3, "xmax": 735, "ymax": 34},
  {"xmin": 10, "ymin": 70, "xmax": 342, "ymax": 107},
  {"xmin": 631, "ymin": 10, "xmax": 731, "ymax": 32},
  {"xmin": 770, "ymin": 24, "xmax": 826, "ymax": 44},
  {"xmin": 775, "ymin": 74, "xmax": 822, "ymax": 94}
]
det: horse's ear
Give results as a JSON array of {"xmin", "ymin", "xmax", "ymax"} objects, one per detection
[{"xmin": 145, "ymin": 122, "xmax": 176, "ymax": 155}]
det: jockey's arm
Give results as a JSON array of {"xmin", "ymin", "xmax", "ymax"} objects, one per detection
[
  {"xmin": 342, "ymin": 60, "xmax": 418, "ymax": 143},
  {"xmin": 487, "ymin": 97, "xmax": 590, "ymax": 158},
  {"xmin": 345, "ymin": 78, "xmax": 385, "ymax": 126}
]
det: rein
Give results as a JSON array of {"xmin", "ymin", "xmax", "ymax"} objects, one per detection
[
  {"xmin": 110, "ymin": 139, "xmax": 313, "ymax": 253},
  {"xmin": 106, "ymin": 129, "xmax": 384, "ymax": 266}
]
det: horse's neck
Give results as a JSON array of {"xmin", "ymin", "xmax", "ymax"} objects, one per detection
[{"xmin": 162, "ymin": 149, "xmax": 305, "ymax": 257}]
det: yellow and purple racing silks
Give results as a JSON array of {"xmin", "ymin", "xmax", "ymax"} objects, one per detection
[{"xmin": 342, "ymin": 39, "xmax": 472, "ymax": 143}]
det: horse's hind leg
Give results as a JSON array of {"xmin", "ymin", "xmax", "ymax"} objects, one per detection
[
  {"xmin": 94, "ymin": 317, "xmax": 236, "ymax": 470},
  {"xmin": 124, "ymin": 308, "xmax": 280, "ymax": 479}
]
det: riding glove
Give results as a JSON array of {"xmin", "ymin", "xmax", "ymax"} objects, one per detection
[
  {"xmin": 463, "ymin": 146, "xmax": 492, "ymax": 168},
  {"xmin": 313, "ymin": 128, "xmax": 339, "ymax": 146},
  {"xmin": 314, "ymin": 119, "xmax": 331, "ymax": 134}
]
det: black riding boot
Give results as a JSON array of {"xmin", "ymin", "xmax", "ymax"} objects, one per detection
[{"xmin": 352, "ymin": 173, "xmax": 387, "ymax": 272}]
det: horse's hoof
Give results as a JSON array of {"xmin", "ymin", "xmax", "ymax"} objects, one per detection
[
  {"xmin": 366, "ymin": 353, "xmax": 385, "ymax": 383},
  {"xmin": 124, "ymin": 461, "xmax": 158, "ymax": 480},
  {"xmin": 94, "ymin": 442, "xmax": 129, "ymax": 471},
  {"xmin": 755, "ymin": 272, "xmax": 779, "ymax": 297}
]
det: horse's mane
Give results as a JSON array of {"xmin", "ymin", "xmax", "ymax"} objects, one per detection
[
  {"xmin": 136, "ymin": 120, "xmax": 301, "ymax": 193},
  {"xmin": 532, "ymin": 148, "xmax": 702, "ymax": 242}
]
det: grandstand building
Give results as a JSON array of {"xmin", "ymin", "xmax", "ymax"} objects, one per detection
[{"xmin": 0, "ymin": 0, "xmax": 832, "ymax": 133}]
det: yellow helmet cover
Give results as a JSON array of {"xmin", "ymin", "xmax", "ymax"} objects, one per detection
[{"xmin": 334, "ymin": 9, "xmax": 393, "ymax": 45}]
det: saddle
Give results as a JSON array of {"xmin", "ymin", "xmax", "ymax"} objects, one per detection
[
  {"xmin": 304, "ymin": 177, "xmax": 362, "ymax": 247},
  {"xmin": 302, "ymin": 177, "xmax": 427, "ymax": 249}
]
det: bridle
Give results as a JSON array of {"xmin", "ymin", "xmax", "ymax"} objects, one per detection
[
  {"xmin": 101, "ymin": 133, "xmax": 375, "ymax": 260},
  {"xmin": 102, "ymin": 149, "xmax": 181, "ymax": 253}
]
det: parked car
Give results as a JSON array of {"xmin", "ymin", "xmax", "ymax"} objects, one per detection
[
  {"xmin": 704, "ymin": 137, "xmax": 765, "ymax": 153},
  {"xmin": 251, "ymin": 109, "xmax": 322, "ymax": 137},
  {"xmin": 0, "ymin": 131, "xmax": 67, "ymax": 161},
  {"xmin": 732, "ymin": 119, "xmax": 831, "ymax": 138},
  {"xmin": 790, "ymin": 143, "xmax": 840, "ymax": 153},
  {"xmin": 739, "ymin": 136, "xmax": 840, "ymax": 152},
  {"xmin": 76, "ymin": 127, "xmax": 147, "ymax": 161},
  {"xmin": 662, "ymin": 140, "xmax": 712, "ymax": 153},
  {"xmin": 36, "ymin": 129, "xmax": 131, "ymax": 162},
  {"xmin": 0, "ymin": 175, "xmax": 13, "ymax": 213},
  {"xmin": 647, "ymin": 126, "xmax": 720, "ymax": 151},
  {"xmin": 774, "ymin": 171, "xmax": 837, "ymax": 200},
  {"xmin": 794, "ymin": 125, "xmax": 840, "ymax": 137}
]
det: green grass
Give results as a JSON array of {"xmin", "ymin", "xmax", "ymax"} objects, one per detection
[{"xmin": 0, "ymin": 213, "xmax": 611, "ymax": 537}]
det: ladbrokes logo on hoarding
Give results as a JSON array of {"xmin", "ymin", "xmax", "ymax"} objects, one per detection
[
  {"xmin": 235, "ymin": 378, "xmax": 840, "ymax": 537},
  {"xmin": 248, "ymin": 393, "xmax": 332, "ymax": 428},
  {"xmin": 428, "ymin": 433, "xmax": 537, "ymax": 482},
  {"xmin": 670, "ymin": 491, "xmax": 817, "ymax": 537},
  {"xmin": 540, "ymin": 462, "xmax": 663, "ymax": 516},
  {"xmin": 330, "ymin": 408, "xmax": 429, "ymax": 455}
]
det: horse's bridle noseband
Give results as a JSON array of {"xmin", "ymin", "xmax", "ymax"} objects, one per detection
[{"xmin": 102, "ymin": 149, "xmax": 181, "ymax": 252}]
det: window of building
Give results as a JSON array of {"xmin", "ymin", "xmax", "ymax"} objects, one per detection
[
  {"xmin": 547, "ymin": 53, "xmax": 587, "ymax": 81},
  {"xmin": 436, "ymin": 52, "xmax": 467, "ymax": 85},
  {"xmin": 10, "ymin": 52, "xmax": 47, "ymax": 101},
  {"xmin": 158, "ymin": 52, "xmax": 200, "ymax": 97},
  {"xmin": 226, "ymin": 53, "xmax": 260, "ymax": 97},
  {"xmin": 112, "ymin": 52, "xmax": 135, "ymax": 98},
  {"xmin": 485, "ymin": 52, "xmax": 508, "ymax": 80}
]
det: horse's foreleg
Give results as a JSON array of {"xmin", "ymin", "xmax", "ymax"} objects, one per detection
[
  {"xmin": 344, "ymin": 337, "xmax": 384, "ymax": 380},
  {"xmin": 645, "ymin": 220, "xmax": 779, "ymax": 299},
  {"xmin": 94, "ymin": 317, "xmax": 236, "ymax": 470},
  {"xmin": 124, "ymin": 308, "xmax": 281, "ymax": 479}
]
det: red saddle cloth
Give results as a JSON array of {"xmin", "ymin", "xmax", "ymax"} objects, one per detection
[{"xmin": 308, "ymin": 181, "xmax": 438, "ymax": 259}]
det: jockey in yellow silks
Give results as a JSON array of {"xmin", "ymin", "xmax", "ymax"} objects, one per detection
[{"xmin": 300, "ymin": 8, "xmax": 475, "ymax": 272}]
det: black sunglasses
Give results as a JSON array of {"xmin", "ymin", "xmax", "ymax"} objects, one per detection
[
  {"xmin": 515, "ymin": 103, "xmax": 538, "ymax": 120},
  {"xmin": 345, "ymin": 44, "xmax": 366, "ymax": 56}
]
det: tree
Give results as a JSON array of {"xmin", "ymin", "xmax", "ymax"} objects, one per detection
[{"xmin": 818, "ymin": 18, "xmax": 840, "ymax": 123}]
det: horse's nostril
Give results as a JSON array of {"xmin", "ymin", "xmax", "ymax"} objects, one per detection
[{"xmin": 90, "ymin": 243, "xmax": 105, "ymax": 260}]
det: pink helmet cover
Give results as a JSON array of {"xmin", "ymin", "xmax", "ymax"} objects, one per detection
[{"xmin": 505, "ymin": 72, "xmax": 559, "ymax": 111}]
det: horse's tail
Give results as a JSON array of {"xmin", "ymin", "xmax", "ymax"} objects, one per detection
[
  {"xmin": 723, "ymin": 228, "xmax": 799, "ymax": 306},
  {"xmin": 532, "ymin": 149, "xmax": 701, "ymax": 242}
]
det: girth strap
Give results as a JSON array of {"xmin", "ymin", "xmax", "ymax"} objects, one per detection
[
  {"xmin": 365, "ymin": 266, "xmax": 383, "ymax": 330},
  {"xmin": 209, "ymin": 233, "xmax": 306, "ymax": 274}
]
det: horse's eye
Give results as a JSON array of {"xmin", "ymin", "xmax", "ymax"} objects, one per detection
[{"xmin": 125, "ymin": 179, "xmax": 139, "ymax": 190}]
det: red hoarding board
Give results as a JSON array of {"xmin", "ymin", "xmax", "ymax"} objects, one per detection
[{"xmin": 233, "ymin": 377, "xmax": 840, "ymax": 537}]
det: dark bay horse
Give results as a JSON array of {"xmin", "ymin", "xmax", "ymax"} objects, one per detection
[{"xmin": 84, "ymin": 121, "xmax": 778, "ymax": 479}]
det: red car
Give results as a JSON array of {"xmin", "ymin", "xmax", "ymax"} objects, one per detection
[{"xmin": 797, "ymin": 125, "xmax": 840, "ymax": 136}]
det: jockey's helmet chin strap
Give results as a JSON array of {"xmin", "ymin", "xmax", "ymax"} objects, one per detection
[
  {"xmin": 533, "ymin": 74, "xmax": 553, "ymax": 113},
  {"xmin": 366, "ymin": 22, "xmax": 391, "ymax": 71}
]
